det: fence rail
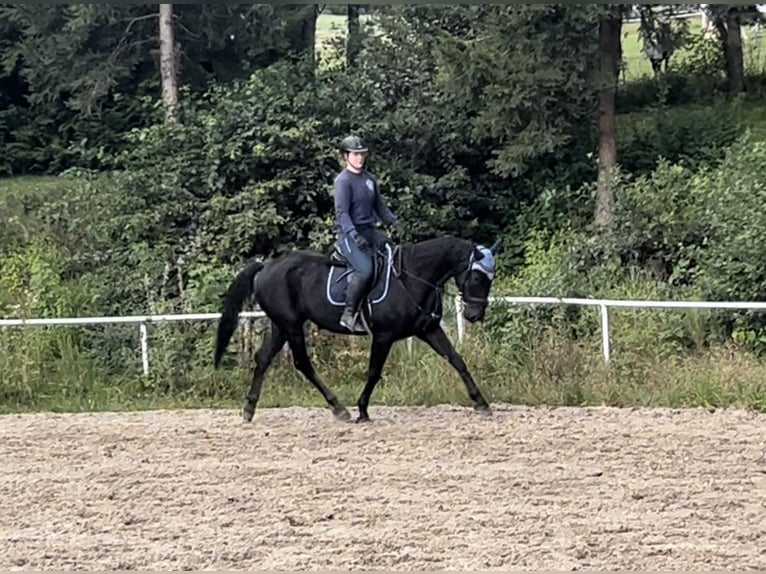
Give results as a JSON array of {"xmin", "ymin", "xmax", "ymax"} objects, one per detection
[
  {"xmin": 0, "ymin": 311, "xmax": 267, "ymax": 376},
  {"xmin": 475, "ymin": 296, "xmax": 766, "ymax": 362},
  {"xmin": 4, "ymin": 296, "xmax": 766, "ymax": 374}
]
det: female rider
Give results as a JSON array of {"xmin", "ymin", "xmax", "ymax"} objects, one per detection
[{"xmin": 333, "ymin": 135, "xmax": 400, "ymax": 332}]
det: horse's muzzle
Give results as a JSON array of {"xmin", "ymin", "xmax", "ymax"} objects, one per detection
[{"xmin": 463, "ymin": 305, "xmax": 486, "ymax": 323}]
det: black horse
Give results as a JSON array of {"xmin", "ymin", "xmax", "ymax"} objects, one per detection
[{"xmin": 213, "ymin": 234, "xmax": 500, "ymax": 423}]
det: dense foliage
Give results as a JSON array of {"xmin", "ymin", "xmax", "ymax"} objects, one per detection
[{"xmin": 1, "ymin": 5, "xmax": 766, "ymax": 412}]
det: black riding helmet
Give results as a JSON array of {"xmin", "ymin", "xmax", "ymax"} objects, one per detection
[{"xmin": 340, "ymin": 135, "xmax": 368, "ymax": 154}]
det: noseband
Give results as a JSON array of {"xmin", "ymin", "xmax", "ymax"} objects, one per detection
[
  {"xmin": 458, "ymin": 274, "xmax": 491, "ymax": 306},
  {"xmin": 461, "ymin": 291, "xmax": 490, "ymax": 306}
]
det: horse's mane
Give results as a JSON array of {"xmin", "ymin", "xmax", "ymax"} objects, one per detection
[{"xmin": 401, "ymin": 234, "xmax": 473, "ymax": 262}]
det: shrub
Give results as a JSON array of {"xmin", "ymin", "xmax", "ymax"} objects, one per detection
[{"xmin": 617, "ymin": 101, "xmax": 742, "ymax": 175}]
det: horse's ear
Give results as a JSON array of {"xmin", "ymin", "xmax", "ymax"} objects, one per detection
[
  {"xmin": 473, "ymin": 246, "xmax": 485, "ymax": 261},
  {"xmin": 490, "ymin": 238, "xmax": 501, "ymax": 254}
]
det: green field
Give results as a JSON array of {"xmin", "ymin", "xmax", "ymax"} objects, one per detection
[
  {"xmin": 622, "ymin": 16, "xmax": 765, "ymax": 79},
  {"xmin": 315, "ymin": 11, "xmax": 766, "ymax": 80}
]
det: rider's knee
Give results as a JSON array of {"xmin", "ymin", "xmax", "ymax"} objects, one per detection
[{"xmin": 358, "ymin": 264, "xmax": 373, "ymax": 282}]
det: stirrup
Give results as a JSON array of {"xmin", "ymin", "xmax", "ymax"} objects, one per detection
[{"xmin": 340, "ymin": 310, "xmax": 366, "ymax": 333}]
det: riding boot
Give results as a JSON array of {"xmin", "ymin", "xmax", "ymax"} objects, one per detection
[{"xmin": 340, "ymin": 274, "xmax": 367, "ymax": 333}]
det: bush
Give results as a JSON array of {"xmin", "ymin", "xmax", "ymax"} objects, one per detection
[
  {"xmin": 488, "ymin": 132, "xmax": 766, "ymax": 360},
  {"xmin": 617, "ymin": 101, "xmax": 742, "ymax": 175},
  {"xmin": 692, "ymin": 134, "xmax": 766, "ymax": 351}
]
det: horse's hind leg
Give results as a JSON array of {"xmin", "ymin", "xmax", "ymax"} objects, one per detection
[
  {"xmin": 243, "ymin": 322, "xmax": 286, "ymax": 423},
  {"xmin": 286, "ymin": 329, "xmax": 351, "ymax": 421}
]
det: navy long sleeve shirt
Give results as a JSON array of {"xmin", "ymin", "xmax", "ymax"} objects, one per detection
[{"xmin": 333, "ymin": 168, "xmax": 397, "ymax": 236}]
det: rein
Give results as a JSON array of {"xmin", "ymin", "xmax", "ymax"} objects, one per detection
[
  {"xmin": 389, "ymin": 242, "xmax": 483, "ymax": 320},
  {"xmin": 391, "ymin": 247, "xmax": 446, "ymax": 320}
]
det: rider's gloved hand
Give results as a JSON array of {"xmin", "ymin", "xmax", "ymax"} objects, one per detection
[
  {"xmin": 352, "ymin": 231, "xmax": 369, "ymax": 251},
  {"xmin": 391, "ymin": 221, "xmax": 402, "ymax": 243}
]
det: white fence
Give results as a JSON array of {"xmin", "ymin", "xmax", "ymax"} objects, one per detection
[
  {"xmin": 3, "ymin": 296, "xmax": 766, "ymax": 374},
  {"xmin": 468, "ymin": 296, "xmax": 766, "ymax": 362},
  {"xmin": 0, "ymin": 311, "xmax": 266, "ymax": 376}
]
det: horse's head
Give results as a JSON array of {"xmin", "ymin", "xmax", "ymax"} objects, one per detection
[{"xmin": 455, "ymin": 238, "xmax": 500, "ymax": 323}]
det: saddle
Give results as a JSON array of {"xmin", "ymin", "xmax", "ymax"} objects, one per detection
[
  {"xmin": 328, "ymin": 242, "xmax": 393, "ymax": 289},
  {"xmin": 324, "ymin": 242, "xmax": 399, "ymax": 315}
]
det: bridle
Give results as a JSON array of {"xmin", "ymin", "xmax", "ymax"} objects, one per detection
[
  {"xmin": 392, "ymin": 242, "xmax": 495, "ymax": 316},
  {"xmin": 456, "ymin": 245, "xmax": 495, "ymax": 307}
]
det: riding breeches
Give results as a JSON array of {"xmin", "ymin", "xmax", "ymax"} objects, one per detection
[{"xmin": 337, "ymin": 229, "xmax": 376, "ymax": 284}]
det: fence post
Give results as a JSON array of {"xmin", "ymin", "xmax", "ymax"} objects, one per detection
[
  {"xmin": 599, "ymin": 303, "xmax": 610, "ymax": 363},
  {"xmin": 455, "ymin": 295, "xmax": 465, "ymax": 343},
  {"xmin": 140, "ymin": 322, "xmax": 149, "ymax": 375}
]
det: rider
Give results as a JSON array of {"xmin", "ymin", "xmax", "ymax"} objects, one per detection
[{"xmin": 333, "ymin": 135, "xmax": 400, "ymax": 332}]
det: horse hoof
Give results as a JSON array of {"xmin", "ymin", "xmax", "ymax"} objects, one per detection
[
  {"xmin": 355, "ymin": 416, "xmax": 371, "ymax": 424},
  {"xmin": 474, "ymin": 404, "xmax": 492, "ymax": 416},
  {"xmin": 242, "ymin": 404, "xmax": 255, "ymax": 423},
  {"xmin": 333, "ymin": 407, "xmax": 351, "ymax": 422}
]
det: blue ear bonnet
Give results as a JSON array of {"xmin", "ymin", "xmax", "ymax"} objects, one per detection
[{"xmin": 470, "ymin": 246, "xmax": 495, "ymax": 280}]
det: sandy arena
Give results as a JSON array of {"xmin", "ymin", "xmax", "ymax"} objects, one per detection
[{"xmin": 1, "ymin": 403, "xmax": 765, "ymax": 570}]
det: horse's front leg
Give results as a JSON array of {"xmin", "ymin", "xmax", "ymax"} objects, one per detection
[
  {"xmin": 417, "ymin": 326, "xmax": 491, "ymax": 414},
  {"xmin": 356, "ymin": 333, "xmax": 395, "ymax": 423}
]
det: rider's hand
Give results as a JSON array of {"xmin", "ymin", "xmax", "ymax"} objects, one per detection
[
  {"xmin": 354, "ymin": 233, "xmax": 369, "ymax": 251},
  {"xmin": 391, "ymin": 221, "xmax": 402, "ymax": 241}
]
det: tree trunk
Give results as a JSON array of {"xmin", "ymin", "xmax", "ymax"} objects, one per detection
[
  {"xmin": 159, "ymin": 4, "xmax": 178, "ymax": 123},
  {"xmin": 347, "ymin": 4, "xmax": 361, "ymax": 67},
  {"xmin": 302, "ymin": 5, "xmax": 318, "ymax": 69},
  {"xmin": 595, "ymin": 11, "xmax": 622, "ymax": 230},
  {"xmin": 725, "ymin": 7, "xmax": 745, "ymax": 94}
]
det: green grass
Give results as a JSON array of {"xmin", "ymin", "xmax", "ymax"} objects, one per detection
[
  {"xmin": 0, "ymin": 174, "xmax": 77, "ymax": 201},
  {"xmin": 595, "ymin": 16, "xmax": 764, "ymax": 81},
  {"xmin": 315, "ymin": 12, "xmax": 372, "ymax": 50},
  {"xmin": 0, "ymin": 174, "xmax": 79, "ymax": 225},
  {"xmin": 1, "ymin": 324, "xmax": 765, "ymax": 415},
  {"xmin": 316, "ymin": 13, "xmax": 352, "ymax": 37},
  {"xmin": 1, "ymin": 174, "xmax": 64, "ymax": 192},
  {"xmin": 619, "ymin": 16, "xmax": 703, "ymax": 79},
  {"xmin": 736, "ymin": 95, "xmax": 766, "ymax": 140}
]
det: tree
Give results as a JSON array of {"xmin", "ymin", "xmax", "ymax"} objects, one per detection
[
  {"xmin": 704, "ymin": 4, "xmax": 749, "ymax": 93},
  {"xmin": 637, "ymin": 5, "xmax": 691, "ymax": 79},
  {"xmin": 347, "ymin": 4, "xmax": 361, "ymax": 67},
  {"xmin": 433, "ymin": 5, "xmax": 602, "ymax": 178},
  {"xmin": 282, "ymin": 4, "xmax": 318, "ymax": 68},
  {"xmin": 0, "ymin": 5, "xmax": 159, "ymax": 115},
  {"xmin": 595, "ymin": 6, "xmax": 623, "ymax": 229},
  {"xmin": 159, "ymin": 4, "xmax": 177, "ymax": 123}
]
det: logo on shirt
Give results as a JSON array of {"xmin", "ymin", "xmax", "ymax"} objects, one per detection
[{"xmin": 365, "ymin": 179, "xmax": 375, "ymax": 192}]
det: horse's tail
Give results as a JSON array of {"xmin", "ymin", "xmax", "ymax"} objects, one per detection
[{"xmin": 213, "ymin": 260, "xmax": 264, "ymax": 368}]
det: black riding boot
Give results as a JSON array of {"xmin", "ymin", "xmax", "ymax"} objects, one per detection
[{"xmin": 340, "ymin": 273, "xmax": 367, "ymax": 333}]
